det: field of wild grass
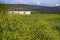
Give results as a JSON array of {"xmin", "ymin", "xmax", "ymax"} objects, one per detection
[{"xmin": 0, "ymin": 14, "xmax": 60, "ymax": 40}]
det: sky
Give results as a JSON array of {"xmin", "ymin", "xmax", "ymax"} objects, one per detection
[{"xmin": 0, "ymin": 0, "xmax": 60, "ymax": 7}]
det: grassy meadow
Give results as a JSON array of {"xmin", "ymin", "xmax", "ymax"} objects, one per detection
[{"xmin": 0, "ymin": 13, "xmax": 60, "ymax": 40}]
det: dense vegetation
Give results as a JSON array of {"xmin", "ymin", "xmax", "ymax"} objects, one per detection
[
  {"xmin": 0, "ymin": 4, "xmax": 8, "ymax": 14},
  {"xmin": 0, "ymin": 13, "xmax": 60, "ymax": 40}
]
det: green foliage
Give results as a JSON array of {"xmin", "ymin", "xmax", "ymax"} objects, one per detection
[
  {"xmin": 0, "ymin": 14, "xmax": 60, "ymax": 40},
  {"xmin": 0, "ymin": 4, "xmax": 8, "ymax": 15}
]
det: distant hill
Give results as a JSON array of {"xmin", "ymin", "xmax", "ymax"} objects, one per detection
[{"xmin": 7, "ymin": 4, "xmax": 60, "ymax": 13}]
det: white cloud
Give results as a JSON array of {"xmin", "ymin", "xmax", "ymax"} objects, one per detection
[
  {"xmin": 56, "ymin": 4, "xmax": 60, "ymax": 6},
  {"xmin": 36, "ymin": 2, "xmax": 40, "ymax": 5}
]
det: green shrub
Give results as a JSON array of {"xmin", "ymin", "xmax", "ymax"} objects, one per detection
[
  {"xmin": 0, "ymin": 4, "xmax": 8, "ymax": 17},
  {"xmin": 0, "ymin": 14, "xmax": 60, "ymax": 40}
]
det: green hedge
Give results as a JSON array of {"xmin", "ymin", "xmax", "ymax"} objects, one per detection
[{"xmin": 0, "ymin": 14, "xmax": 60, "ymax": 40}]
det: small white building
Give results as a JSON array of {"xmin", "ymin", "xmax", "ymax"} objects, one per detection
[
  {"xmin": 9, "ymin": 11, "xmax": 31, "ymax": 15},
  {"xmin": 8, "ymin": 5, "xmax": 31, "ymax": 15}
]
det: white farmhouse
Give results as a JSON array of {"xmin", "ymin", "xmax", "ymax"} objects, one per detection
[
  {"xmin": 8, "ymin": 4, "xmax": 31, "ymax": 15},
  {"xmin": 9, "ymin": 11, "xmax": 31, "ymax": 15}
]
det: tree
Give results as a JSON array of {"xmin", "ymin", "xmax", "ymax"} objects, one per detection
[{"xmin": 0, "ymin": 2, "xmax": 8, "ymax": 14}]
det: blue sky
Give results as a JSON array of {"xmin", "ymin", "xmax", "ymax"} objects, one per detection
[{"xmin": 0, "ymin": 0, "xmax": 60, "ymax": 7}]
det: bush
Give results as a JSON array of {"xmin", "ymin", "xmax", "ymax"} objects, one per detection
[
  {"xmin": 0, "ymin": 14, "xmax": 60, "ymax": 40},
  {"xmin": 0, "ymin": 4, "xmax": 8, "ymax": 16}
]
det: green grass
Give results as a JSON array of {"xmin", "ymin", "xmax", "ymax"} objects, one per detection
[{"xmin": 0, "ymin": 14, "xmax": 60, "ymax": 40}]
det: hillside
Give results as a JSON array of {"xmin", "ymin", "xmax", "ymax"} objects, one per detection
[{"xmin": 7, "ymin": 4, "xmax": 60, "ymax": 13}]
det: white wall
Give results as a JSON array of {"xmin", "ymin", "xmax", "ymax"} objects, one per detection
[{"xmin": 9, "ymin": 11, "xmax": 31, "ymax": 14}]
